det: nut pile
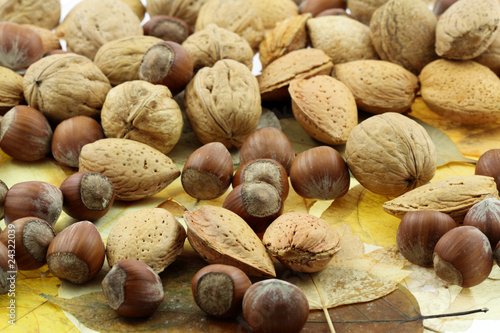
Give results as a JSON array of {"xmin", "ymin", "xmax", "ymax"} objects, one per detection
[{"xmin": 1, "ymin": 0, "xmax": 500, "ymax": 326}]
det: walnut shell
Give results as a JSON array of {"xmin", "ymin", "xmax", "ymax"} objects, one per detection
[
  {"xmin": 182, "ymin": 24, "xmax": 254, "ymax": 73},
  {"xmin": 79, "ymin": 138, "xmax": 180, "ymax": 201},
  {"xmin": 0, "ymin": 0, "xmax": 61, "ymax": 30},
  {"xmin": 419, "ymin": 59, "xmax": 500, "ymax": 124},
  {"xmin": 119, "ymin": 0, "xmax": 146, "ymax": 21},
  {"xmin": 435, "ymin": 0, "xmax": 500, "ymax": 60},
  {"xmin": 101, "ymin": 80, "xmax": 183, "ymax": 154},
  {"xmin": 259, "ymin": 13, "xmax": 311, "ymax": 69},
  {"xmin": 184, "ymin": 59, "xmax": 261, "ymax": 148},
  {"xmin": 23, "ymin": 53, "xmax": 111, "ymax": 124},
  {"xmin": 195, "ymin": 0, "xmax": 265, "ymax": 50},
  {"xmin": 146, "ymin": 0, "xmax": 209, "ymax": 27},
  {"xmin": 94, "ymin": 36, "xmax": 163, "ymax": 86},
  {"xmin": 258, "ymin": 48, "xmax": 333, "ymax": 101},
  {"xmin": 370, "ymin": 0, "xmax": 438, "ymax": 74},
  {"xmin": 347, "ymin": 0, "xmax": 389, "ymax": 25},
  {"xmin": 383, "ymin": 175, "xmax": 500, "ymax": 223},
  {"xmin": 289, "ymin": 75, "xmax": 357, "ymax": 145},
  {"xmin": 307, "ymin": 15, "xmax": 379, "ymax": 64},
  {"xmin": 184, "ymin": 205, "xmax": 276, "ymax": 277},
  {"xmin": 106, "ymin": 208, "xmax": 186, "ymax": 273},
  {"xmin": 333, "ymin": 60, "xmax": 419, "ymax": 114},
  {"xmin": 55, "ymin": 0, "xmax": 143, "ymax": 60},
  {"xmin": 263, "ymin": 212, "xmax": 340, "ymax": 273},
  {"xmin": 345, "ymin": 113, "xmax": 437, "ymax": 197},
  {"xmin": 246, "ymin": 0, "xmax": 298, "ymax": 30},
  {"xmin": 0, "ymin": 66, "xmax": 24, "ymax": 114}
]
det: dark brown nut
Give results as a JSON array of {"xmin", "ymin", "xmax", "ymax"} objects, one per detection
[
  {"xmin": 0, "ymin": 180, "xmax": 7, "ymax": 220},
  {"xmin": 1, "ymin": 242, "xmax": 16, "ymax": 294},
  {"xmin": 299, "ymin": 0, "xmax": 345, "ymax": 16},
  {"xmin": 463, "ymin": 198, "xmax": 500, "ymax": 249},
  {"xmin": 0, "ymin": 21, "xmax": 43, "ymax": 71},
  {"xmin": 22, "ymin": 24, "xmax": 62, "ymax": 55},
  {"xmin": 475, "ymin": 149, "xmax": 500, "ymax": 192},
  {"xmin": 143, "ymin": 15, "xmax": 192, "ymax": 44}
]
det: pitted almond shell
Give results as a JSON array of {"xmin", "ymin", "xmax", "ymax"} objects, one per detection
[
  {"xmin": 184, "ymin": 205, "xmax": 276, "ymax": 277},
  {"xmin": 263, "ymin": 212, "xmax": 340, "ymax": 273}
]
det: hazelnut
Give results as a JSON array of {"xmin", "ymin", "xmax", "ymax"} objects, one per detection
[
  {"xmin": 0, "ymin": 105, "xmax": 53, "ymax": 162},
  {"xmin": 0, "ymin": 217, "xmax": 55, "ymax": 270},
  {"xmin": 239, "ymin": 127, "xmax": 295, "ymax": 175},
  {"xmin": 232, "ymin": 158, "xmax": 289, "ymax": 202},
  {"xmin": 138, "ymin": 40, "xmax": 194, "ymax": 96},
  {"xmin": 181, "ymin": 142, "xmax": 234, "ymax": 200},
  {"xmin": 191, "ymin": 264, "xmax": 252, "ymax": 318},
  {"xmin": 475, "ymin": 149, "xmax": 500, "ymax": 192},
  {"xmin": 433, "ymin": 0, "xmax": 458, "ymax": 17},
  {"xmin": 223, "ymin": 181, "xmax": 284, "ymax": 235},
  {"xmin": 102, "ymin": 259, "xmax": 164, "ymax": 318},
  {"xmin": 46, "ymin": 221, "xmax": 105, "ymax": 284},
  {"xmin": 396, "ymin": 210, "xmax": 457, "ymax": 266},
  {"xmin": 59, "ymin": 171, "xmax": 115, "ymax": 221},
  {"xmin": 51, "ymin": 116, "xmax": 104, "ymax": 168},
  {"xmin": 22, "ymin": 24, "xmax": 62, "ymax": 55},
  {"xmin": 433, "ymin": 226, "xmax": 493, "ymax": 288},
  {"xmin": 315, "ymin": 8, "xmax": 355, "ymax": 18},
  {"xmin": 290, "ymin": 146, "xmax": 350, "ymax": 200},
  {"xmin": 299, "ymin": 0, "xmax": 345, "ymax": 16},
  {"xmin": 463, "ymin": 197, "xmax": 500, "ymax": 249},
  {"xmin": 1, "ymin": 242, "xmax": 17, "ymax": 294},
  {"xmin": 494, "ymin": 241, "xmax": 500, "ymax": 266},
  {"xmin": 143, "ymin": 15, "xmax": 192, "ymax": 44},
  {"xmin": 242, "ymin": 279, "xmax": 309, "ymax": 333},
  {"xmin": 3, "ymin": 181, "xmax": 63, "ymax": 226},
  {"xmin": 0, "ymin": 180, "xmax": 8, "ymax": 220},
  {"xmin": 0, "ymin": 22, "xmax": 43, "ymax": 71}
]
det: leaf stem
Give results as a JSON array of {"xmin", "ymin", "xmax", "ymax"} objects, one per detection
[
  {"xmin": 417, "ymin": 308, "xmax": 488, "ymax": 321},
  {"xmin": 310, "ymin": 275, "xmax": 336, "ymax": 333}
]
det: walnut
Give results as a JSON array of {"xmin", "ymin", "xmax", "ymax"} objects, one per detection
[
  {"xmin": 23, "ymin": 53, "xmax": 112, "ymax": 124},
  {"xmin": 345, "ymin": 113, "xmax": 437, "ymax": 197},
  {"xmin": 246, "ymin": 0, "xmax": 298, "ymax": 31},
  {"xmin": 101, "ymin": 80, "xmax": 183, "ymax": 154},
  {"xmin": 94, "ymin": 36, "xmax": 163, "ymax": 86},
  {"xmin": 182, "ymin": 24, "xmax": 254, "ymax": 73},
  {"xmin": 146, "ymin": 0, "xmax": 209, "ymax": 27},
  {"xmin": 55, "ymin": 0, "xmax": 143, "ymax": 60},
  {"xmin": 0, "ymin": 66, "xmax": 24, "ymax": 114},
  {"xmin": 0, "ymin": 0, "xmax": 60, "ymax": 30},
  {"xmin": 184, "ymin": 59, "xmax": 261, "ymax": 148}
]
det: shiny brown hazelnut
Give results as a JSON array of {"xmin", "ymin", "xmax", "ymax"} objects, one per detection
[
  {"xmin": 0, "ymin": 180, "xmax": 7, "ymax": 221},
  {"xmin": 191, "ymin": 264, "xmax": 252, "ymax": 318},
  {"xmin": 102, "ymin": 259, "xmax": 164, "ymax": 318},
  {"xmin": 0, "ymin": 105, "xmax": 52, "ymax": 162},
  {"xmin": 139, "ymin": 41, "xmax": 194, "ymax": 95},
  {"xmin": 475, "ymin": 149, "xmax": 500, "ymax": 192},
  {"xmin": 181, "ymin": 142, "xmax": 234, "ymax": 200},
  {"xmin": 0, "ymin": 242, "xmax": 17, "ymax": 294},
  {"xmin": 3, "ymin": 181, "xmax": 63, "ymax": 226},
  {"xmin": 299, "ymin": 0, "xmax": 345, "ymax": 16},
  {"xmin": 433, "ymin": 226, "xmax": 493, "ymax": 288},
  {"xmin": 494, "ymin": 241, "xmax": 500, "ymax": 266},
  {"xmin": 463, "ymin": 197, "xmax": 500, "ymax": 249},
  {"xmin": 316, "ymin": 8, "xmax": 355, "ymax": 18},
  {"xmin": 233, "ymin": 158, "xmax": 289, "ymax": 202},
  {"xmin": 242, "ymin": 279, "xmax": 309, "ymax": 333},
  {"xmin": 396, "ymin": 210, "xmax": 457, "ymax": 266},
  {"xmin": 51, "ymin": 116, "xmax": 104, "ymax": 168},
  {"xmin": 223, "ymin": 181, "xmax": 283, "ymax": 235},
  {"xmin": 22, "ymin": 24, "xmax": 62, "ymax": 55},
  {"xmin": 0, "ymin": 217, "xmax": 55, "ymax": 270},
  {"xmin": 143, "ymin": 15, "xmax": 192, "ymax": 44},
  {"xmin": 59, "ymin": 171, "xmax": 115, "ymax": 221},
  {"xmin": 433, "ymin": 0, "xmax": 458, "ymax": 17},
  {"xmin": 290, "ymin": 146, "xmax": 350, "ymax": 200},
  {"xmin": 0, "ymin": 22, "xmax": 43, "ymax": 71},
  {"xmin": 46, "ymin": 221, "xmax": 105, "ymax": 284},
  {"xmin": 238, "ymin": 127, "xmax": 295, "ymax": 175}
]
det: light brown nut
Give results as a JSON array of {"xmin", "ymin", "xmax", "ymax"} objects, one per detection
[
  {"xmin": 258, "ymin": 13, "xmax": 311, "ymax": 69},
  {"xmin": 435, "ymin": 0, "xmax": 500, "ymax": 60},
  {"xmin": 246, "ymin": 0, "xmax": 298, "ymax": 31},
  {"xmin": 0, "ymin": 0, "xmax": 61, "ymax": 30},
  {"xmin": 23, "ymin": 53, "xmax": 111, "ymax": 124},
  {"xmin": 55, "ymin": 0, "xmax": 143, "ymax": 60},
  {"xmin": 333, "ymin": 60, "xmax": 419, "ymax": 114},
  {"xmin": 347, "ymin": 0, "xmax": 389, "ymax": 25},
  {"xmin": 383, "ymin": 175, "xmax": 500, "ymax": 223},
  {"xmin": 146, "ymin": 0, "xmax": 209, "ymax": 27},
  {"xmin": 0, "ymin": 66, "xmax": 24, "ymax": 114},
  {"xmin": 289, "ymin": 75, "xmax": 357, "ymax": 145},
  {"xmin": 182, "ymin": 24, "xmax": 254, "ymax": 73},
  {"xmin": 106, "ymin": 208, "xmax": 186, "ymax": 273},
  {"xmin": 184, "ymin": 205, "xmax": 276, "ymax": 277},
  {"xmin": 370, "ymin": 0, "xmax": 438, "ymax": 74},
  {"xmin": 22, "ymin": 24, "xmax": 62, "ymax": 55},
  {"xmin": 474, "ymin": 30, "xmax": 500, "ymax": 76},
  {"xmin": 94, "ymin": 36, "xmax": 163, "ymax": 86},
  {"xmin": 119, "ymin": 0, "xmax": 146, "ymax": 21},
  {"xmin": 79, "ymin": 138, "xmax": 180, "ymax": 201},
  {"xmin": 345, "ymin": 113, "xmax": 437, "ymax": 197},
  {"xmin": 195, "ymin": 0, "xmax": 265, "ymax": 50},
  {"xmin": 101, "ymin": 81, "xmax": 183, "ymax": 154},
  {"xmin": 263, "ymin": 212, "xmax": 340, "ymax": 273},
  {"xmin": 258, "ymin": 48, "xmax": 333, "ymax": 101},
  {"xmin": 307, "ymin": 15, "xmax": 379, "ymax": 64},
  {"xmin": 419, "ymin": 59, "xmax": 500, "ymax": 125},
  {"xmin": 184, "ymin": 59, "xmax": 261, "ymax": 148}
]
